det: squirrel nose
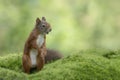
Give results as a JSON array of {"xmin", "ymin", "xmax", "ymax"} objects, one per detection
[{"xmin": 49, "ymin": 29, "xmax": 52, "ymax": 32}]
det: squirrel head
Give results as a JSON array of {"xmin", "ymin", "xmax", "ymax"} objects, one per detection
[{"xmin": 35, "ymin": 17, "xmax": 52, "ymax": 35}]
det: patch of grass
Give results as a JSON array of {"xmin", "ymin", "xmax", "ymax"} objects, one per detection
[{"xmin": 0, "ymin": 49, "xmax": 120, "ymax": 80}]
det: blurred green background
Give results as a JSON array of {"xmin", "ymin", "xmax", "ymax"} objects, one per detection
[{"xmin": 0, "ymin": 0, "xmax": 120, "ymax": 55}]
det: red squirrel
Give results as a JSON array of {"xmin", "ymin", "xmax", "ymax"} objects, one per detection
[{"xmin": 22, "ymin": 17, "xmax": 62, "ymax": 74}]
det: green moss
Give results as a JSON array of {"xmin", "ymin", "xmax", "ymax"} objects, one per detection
[
  {"xmin": 0, "ymin": 49, "xmax": 120, "ymax": 80},
  {"xmin": 29, "ymin": 53, "xmax": 120, "ymax": 80},
  {"xmin": 0, "ymin": 53, "xmax": 22, "ymax": 72},
  {"xmin": 0, "ymin": 67, "xmax": 28, "ymax": 80}
]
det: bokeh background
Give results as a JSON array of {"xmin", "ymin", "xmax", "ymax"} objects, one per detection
[{"xmin": 0, "ymin": 0, "xmax": 120, "ymax": 55}]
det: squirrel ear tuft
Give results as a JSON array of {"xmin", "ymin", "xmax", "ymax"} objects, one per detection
[
  {"xmin": 42, "ymin": 16, "xmax": 46, "ymax": 21},
  {"xmin": 36, "ymin": 17, "xmax": 41, "ymax": 24}
]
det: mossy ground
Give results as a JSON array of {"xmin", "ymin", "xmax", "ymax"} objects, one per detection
[{"xmin": 0, "ymin": 49, "xmax": 120, "ymax": 80}]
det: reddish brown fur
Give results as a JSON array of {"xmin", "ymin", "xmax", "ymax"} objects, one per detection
[{"xmin": 22, "ymin": 17, "xmax": 51, "ymax": 74}]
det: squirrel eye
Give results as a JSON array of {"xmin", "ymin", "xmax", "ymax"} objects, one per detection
[{"xmin": 42, "ymin": 25, "xmax": 45, "ymax": 27}]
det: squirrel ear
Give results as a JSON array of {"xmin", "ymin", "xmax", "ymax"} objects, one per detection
[
  {"xmin": 36, "ymin": 17, "xmax": 41, "ymax": 24},
  {"xmin": 42, "ymin": 16, "xmax": 46, "ymax": 21}
]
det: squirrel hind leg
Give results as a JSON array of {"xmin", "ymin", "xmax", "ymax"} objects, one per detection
[
  {"xmin": 22, "ymin": 54, "xmax": 31, "ymax": 74},
  {"xmin": 36, "ymin": 54, "xmax": 45, "ymax": 71}
]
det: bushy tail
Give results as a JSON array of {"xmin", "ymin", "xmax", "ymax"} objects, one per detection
[{"xmin": 45, "ymin": 49, "xmax": 63, "ymax": 63}]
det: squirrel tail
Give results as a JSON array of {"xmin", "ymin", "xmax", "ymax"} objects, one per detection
[{"xmin": 45, "ymin": 49, "xmax": 63, "ymax": 63}]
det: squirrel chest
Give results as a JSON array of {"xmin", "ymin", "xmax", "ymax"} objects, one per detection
[{"xmin": 30, "ymin": 34, "xmax": 44, "ymax": 67}]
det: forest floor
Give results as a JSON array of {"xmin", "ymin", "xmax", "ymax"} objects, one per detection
[{"xmin": 0, "ymin": 49, "xmax": 120, "ymax": 80}]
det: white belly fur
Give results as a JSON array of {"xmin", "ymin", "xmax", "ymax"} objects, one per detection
[
  {"xmin": 30, "ymin": 34, "xmax": 44, "ymax": 67},
  {"xmin": 30, "ymin": 49, "xmax": 38, "ymax": 67}
]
